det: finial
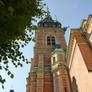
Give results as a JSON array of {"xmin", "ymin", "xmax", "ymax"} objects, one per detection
[
  {"xmin": 55, "ymin": 15, "xmax": 57, "ymax": 21},
  {"xmin": 46, "ymin": 6, "xmax": 50, "ymax": 17}
]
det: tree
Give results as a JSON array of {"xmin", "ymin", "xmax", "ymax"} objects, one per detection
[{"xmin": 0, "ymin": 0, "xmax": 45, "ymax": 88}]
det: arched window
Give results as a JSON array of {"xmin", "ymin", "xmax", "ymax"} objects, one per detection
[
  {"xmin": 47, "ymin": 36, "xmax": 55, "ymax": 46},
  {"xmin": 51, "ymin": 56, "xmax": 56, "ymax": 64},
  {"xmin": 52, "ymin": 36, "xmax": 55, "ymax": 45},
  {"xmin": 72, "ymin": 76, "xmax": 79, "ymax": 92}
]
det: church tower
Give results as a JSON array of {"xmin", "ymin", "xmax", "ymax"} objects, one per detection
[{"xmin": 26, "ymin": 11, "xmax": 71, "ymax": 92}]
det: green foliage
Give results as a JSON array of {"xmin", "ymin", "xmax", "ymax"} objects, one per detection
[{"xmin": 0, "ymin": 0, "xmax": 45, "ymax": 88}]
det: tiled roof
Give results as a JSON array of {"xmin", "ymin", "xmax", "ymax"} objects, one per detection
[
  {"xmin": 77, "ymin": 38, "xmax": 92, "ymax": 71},
  {"xmin": 67, "ymin": 30, "xmax": 92, "ymax": 71}
]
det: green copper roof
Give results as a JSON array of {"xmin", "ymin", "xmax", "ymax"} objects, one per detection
[
  {"xmin": 55, "ymin": 39, "xmax": 59, "ymax": 45},
  {"xmin": 54, "ymin": 39, "xmax": 64, "ymax": 52},
  {"xmin": 54, "ymin": 48, "xmax": 64, "ymax": 52}
]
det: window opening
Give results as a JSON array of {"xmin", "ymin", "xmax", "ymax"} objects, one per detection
[
  {"xmin": 53, "ymin": 57, "xmax": 56, "ymax": 64},
  {"xmin": 47, "ymin": 36, "xmax": 55, "ymax": 46},
  {"xmin": 47, "ymin": 36, "xmax": 51, "ymax": 45},
  {"xmin": 52, "ymin": 36, "xmax": 55, "ymax": 45},
  {"xmin": 44, "ymin": 23, "xmax": 48, "ymax": 27},
  {"xmin": 64, "ymin": 87, "xmax": 67, "ymax": 92}
]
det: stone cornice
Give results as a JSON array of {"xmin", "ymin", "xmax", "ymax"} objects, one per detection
[
  {"xmin": 37, "ymin": 27, "xmax": 63, "ymax": 31},
  {"xmin": 36, "ymin": 27, "xmax": 65, "ymax": 34},
  {"xmin": 66, "ymin": 29, "xmax": 81, "ymax": 67}
]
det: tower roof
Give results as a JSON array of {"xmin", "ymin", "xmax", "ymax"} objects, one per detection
[{"xmin": 37, "ymin": 8, "xmax": 61, "ymax": 28}]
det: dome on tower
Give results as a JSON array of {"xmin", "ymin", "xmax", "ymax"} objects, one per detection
[
  {"xmin": 38, "ymin": 16, "xmax": 61, "ymax": 28},
  {"xmin": 37, "ymin": 8, "xmax": 61, "ymax": 28}
]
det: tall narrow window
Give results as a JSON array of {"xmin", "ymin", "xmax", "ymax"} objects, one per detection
[
  {"xmin": 53, "ymin": 57, "xmax": 56, "ymax": 64},
  {"xmin": 64, "ymin": 87, "xmax": 67, "ymax": 92},
  {"xmin": 52, "ymin": 36, "xmax": 55, "ymax": 45},
  {"xmin": 47, "ymin": 36, "xmax": 51, "ymax": 45},
  {"xmin": 47, "ymin": 36, "xmax": 55, "ymax": 46}
]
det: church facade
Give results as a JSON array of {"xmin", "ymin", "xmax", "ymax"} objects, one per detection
[
  {"xmin": 67, "ymin": 15, "xmax": 92, "ymax": 92},
  {"xmin": 26, "ymin": 14, "xmax": 92, "ymax": 92}
]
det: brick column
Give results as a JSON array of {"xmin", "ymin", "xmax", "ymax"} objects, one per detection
[{"xmin": 36, "ymin": 54, "xmax": 44, "ymax": 92}]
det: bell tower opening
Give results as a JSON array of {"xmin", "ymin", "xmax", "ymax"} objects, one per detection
[{"xmin": 47, "ymin": 36, "xmax": 55, "ymax": 46}]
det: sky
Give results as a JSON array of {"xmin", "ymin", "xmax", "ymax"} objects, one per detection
[{"xmin": 0, "ymin": 0, "xmax": 92, "ymax": 92}]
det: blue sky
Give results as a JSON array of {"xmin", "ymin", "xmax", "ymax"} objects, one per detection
[{"xmin": 0, "ymin": 0, "xmax": 92, "ymax": 92}]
